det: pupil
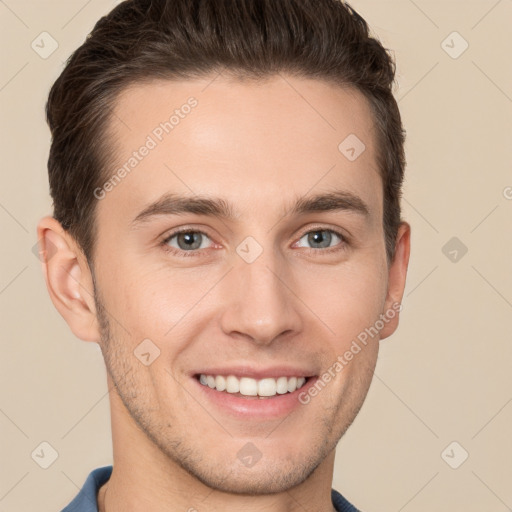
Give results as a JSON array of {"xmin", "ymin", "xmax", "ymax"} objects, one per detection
[
  {"xmin": 179, "ymin": 232, "xmax": 200, "ymax": 249},
  {"xmin": 309, "ymin": 230, "xmax": 330, "ymax": 248}
]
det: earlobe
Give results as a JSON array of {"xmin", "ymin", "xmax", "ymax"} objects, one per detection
[
  {"xmin": 379, "ymin": 221, "xmax": 411, "ymax": 340},
  {"xmin": 36, "ymin": 216, "xmax": 101, "ymax": 342}
]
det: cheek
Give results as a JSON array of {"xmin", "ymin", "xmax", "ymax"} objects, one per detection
[
  {"xmin": 107, "ymin": 263, "xmax": 217, "ymax": 340},
  {"xmin": 299, "ymin": 259, "xmax": 387, "ymax": 346}
]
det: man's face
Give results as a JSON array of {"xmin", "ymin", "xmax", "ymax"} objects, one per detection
[{"xmin": 91, "ymin": 74, "xmax": 401, "ymax": 493}]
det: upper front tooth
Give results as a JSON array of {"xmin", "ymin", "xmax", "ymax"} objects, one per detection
[
  {"xmin": 226, "ymin": 375, "xmax": 240, "ymax": 393},
  {"xmin": 287, "ymin": 377, "xmax": 297, "ymax": 392},
  {"xmin": 239, "ymin": 377, "xmax": 258, "ymax": 396},
  {"xmin": 276, "ymin": 376, "xmax": 288, "ymax": 394},
  {"xmin": 258, "ymin": 378, "xmax": 277, "ymax": 397},
  {"xmin": 215, "ymin": 375, "xmax": 226, "ymax": 391}
]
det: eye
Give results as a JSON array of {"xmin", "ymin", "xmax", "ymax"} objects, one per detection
[
  {"xmin": 162, "ymin": 229, "xmax": 214, "ymax": 254},
  {"xmin": 295, "ymin": 228, "xmax": 346, "ymax": 251},
  {"xmin": 160, "ymin": 226, "xmax": 347, "ymax": 258}
]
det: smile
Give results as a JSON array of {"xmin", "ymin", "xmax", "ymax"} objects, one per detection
[{"xmin": 197, "ymin": 374, "xmax": 308, "ymax": 398}]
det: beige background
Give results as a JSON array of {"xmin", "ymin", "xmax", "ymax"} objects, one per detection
[{"xmin": 1, "ymin": 0, "xmax": 511, "ymax": 510}]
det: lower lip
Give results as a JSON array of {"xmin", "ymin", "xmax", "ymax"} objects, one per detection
[{"xmin": 192, "ymin": 376, "xmax": 318, "ymax": 419}]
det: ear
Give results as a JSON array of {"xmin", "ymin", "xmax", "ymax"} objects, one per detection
[
  {"xmin": 379, "ymin": 221, "xmax": 411, "ymax": 340},
  {"xmin": 36, "ymin": 216, "xmax": 101, "ymax": 342}
]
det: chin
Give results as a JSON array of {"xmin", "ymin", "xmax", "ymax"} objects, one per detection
[{"xmin": 186, "ymin": 456, "xmax": 320, "ymax": 495}]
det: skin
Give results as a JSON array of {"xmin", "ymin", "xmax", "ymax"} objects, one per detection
[{"xmin": 38, "ymin": 74, "xmax": 410, "ymax": 512}]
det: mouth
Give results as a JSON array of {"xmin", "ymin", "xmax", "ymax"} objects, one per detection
[
  {"xmin": 194, "ymin": 373, "xmax": 312, "ymax": 399},
  {"xmin": 191, "ymin": 371, "xmax": 318, "ymax": 418}
]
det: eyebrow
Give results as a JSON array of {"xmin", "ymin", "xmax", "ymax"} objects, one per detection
[{"xmin": 131, "ymin": 190, "xmax": 370, "ymax": 226}]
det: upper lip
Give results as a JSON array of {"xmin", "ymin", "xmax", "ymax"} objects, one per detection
[{"xmin": 192, "ymin": 365, "xmax": 316, "ymax": 380}]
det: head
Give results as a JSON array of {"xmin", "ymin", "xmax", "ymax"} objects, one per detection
[{"xmin": 39, "ymin": 0, "xmax": 410, "ymax": 495}]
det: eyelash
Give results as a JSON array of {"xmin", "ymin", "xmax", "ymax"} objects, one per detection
[{"xmin": 160, "ymin": 226, "xmax": 349, "ymax": 258}]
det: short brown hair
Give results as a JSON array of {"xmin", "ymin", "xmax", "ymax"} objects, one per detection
[{"xmin": 46, "ymin": 0, "xmax": 406, "ymax": 265}]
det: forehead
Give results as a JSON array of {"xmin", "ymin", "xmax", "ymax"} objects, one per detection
[{"xmin": 99, "ymin": 74, "xmax": 382, "ymax": 224}]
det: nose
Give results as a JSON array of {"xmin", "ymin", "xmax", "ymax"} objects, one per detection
[{"xmin": 218, "ymin": 246, "xmax": 303, "ymax": 346}]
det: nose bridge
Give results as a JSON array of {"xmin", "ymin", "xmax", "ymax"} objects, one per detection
[{"xmin": 219, "ymin": 241, "xmax": 302, "ymax": 344}]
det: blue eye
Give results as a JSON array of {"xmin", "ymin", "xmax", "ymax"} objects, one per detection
[
  {"xmin": 161, "ymin": 227, "xmax": 347, "ymax": 258},
  {"xmin": 296, "ymin": 229, "xmax": 345, "ymax": 250},
  {"xmin": 163, "ymin": 230, "xmax": 213, "ymax": 253}
]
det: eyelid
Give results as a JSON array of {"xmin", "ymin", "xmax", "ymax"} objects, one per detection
[
  {"xmin": 161, "ymin": 226, "xmax": 211, "ymax": 243},
  {"xmin": 295, "ymin": 223, "xmax": 349, "ymax": 243},
  {"xmin": 160, "ymin": 226, "xmax": 216, "ymax": 255},
  {"xmin": 292, "ymin": 226, "xmax": 349, "ymax": 254}
]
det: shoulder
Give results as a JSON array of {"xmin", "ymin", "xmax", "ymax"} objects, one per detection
[
  {"xmin": 61, "ymin": 465, "xmax": 113, "ymax": 512},
  {"xmin": 331, "ymin": 488, "xmax": 362, "ymax": 512}
]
